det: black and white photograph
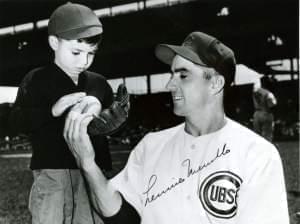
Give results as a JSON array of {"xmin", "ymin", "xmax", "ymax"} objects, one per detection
[{"xmin": 0, "ymin": 0, "xmax": 299, "ymax": 223}]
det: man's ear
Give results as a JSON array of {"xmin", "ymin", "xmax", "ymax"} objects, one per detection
[
  {"xmin": 211, "ymin": 75, "xmax": 225, "ymax": 94},
  {"xmin": 48, "ymin": 35, "xmax": 59, "ymax": 51}
]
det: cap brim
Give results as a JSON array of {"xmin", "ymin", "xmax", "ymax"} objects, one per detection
[
  {"xmin": 155, "ymin": 44, "xmax": 206, "ymax": 66},
  {"xmin": 57, "ymin": 26, "xmax": 103, "ymax": 40}
]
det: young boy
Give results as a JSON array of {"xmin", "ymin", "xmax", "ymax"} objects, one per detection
[{"xmin": 9, "ymin": 3, "xmax": 113, "ymax": 224}]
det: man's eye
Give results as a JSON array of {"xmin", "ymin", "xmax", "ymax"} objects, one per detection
[
  {"xmin": 172, "ymin": 71, "xmax": 187, "ymax": 79},
  {"xmin": 180, "ymin": 73, "xmax": 187, "ymax": 79},
  {"xmin": 72, "ymin": 52, "xmax": 80, "ymax": 55}
]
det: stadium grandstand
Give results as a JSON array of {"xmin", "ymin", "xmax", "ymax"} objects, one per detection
[{"xmin": 0, "ymin": 0, "xmax": 298, "ymax": 223}]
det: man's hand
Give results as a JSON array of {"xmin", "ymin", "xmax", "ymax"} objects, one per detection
[
  {"xmin": 52, "ymin": 92, "xmax": 86, "ymax": 117},
  {"xmin": 63, "ymin": 111, "xmax": 124, "ymax": 218},
  {"xmin": 63, "ymin": 111, "xmax": 95, "ymax": 169}
]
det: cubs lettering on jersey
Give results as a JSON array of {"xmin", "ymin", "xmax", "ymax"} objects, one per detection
[{"xmin": 200, "ymin": 171, "xmax": 242, "ymax": 219}]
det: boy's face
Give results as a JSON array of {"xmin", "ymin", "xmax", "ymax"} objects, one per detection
[
  {"xmin": 167, "ymin": 55, "xmax": 212, "ymax": 117},
  {"xmin": 52, "ymin": 37, "xmax": 98, "ymax": 78}
]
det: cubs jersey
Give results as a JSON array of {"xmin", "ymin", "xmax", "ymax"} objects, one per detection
[{"xmin": 110, "ymin": 118, "xmax": 289, "ymax": 224}]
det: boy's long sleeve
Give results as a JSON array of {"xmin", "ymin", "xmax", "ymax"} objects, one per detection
[{"xmin": 9, "ymin": 73, "xmax": 56, "ymax": 135}]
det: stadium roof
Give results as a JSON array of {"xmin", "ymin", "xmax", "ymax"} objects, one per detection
[{"xmin": 0, "ymin": 0, "xmax": 298, "ymax": 86}]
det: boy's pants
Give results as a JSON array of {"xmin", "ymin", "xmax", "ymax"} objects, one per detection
[{"xmin": 29, "ymin": 169, "xmax": 104, "ymax": 224}]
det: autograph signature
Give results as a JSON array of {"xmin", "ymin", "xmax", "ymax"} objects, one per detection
[{"xmin": 143, "ymin": 144, "xmax": 230, "ymax": 207}]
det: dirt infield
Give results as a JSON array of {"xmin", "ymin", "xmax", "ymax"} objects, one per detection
[{"xmin": 0, "ymin": 141, "xmax": 299, "ymax": 224}]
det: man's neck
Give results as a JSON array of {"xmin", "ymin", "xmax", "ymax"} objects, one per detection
[{"xmin": 184, "ymin": 107, "xmax": 226, "ymax": 137}]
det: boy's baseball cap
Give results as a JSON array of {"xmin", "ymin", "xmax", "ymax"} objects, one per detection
[
  {"xmin": 155, "ymin": 31, "xmax": 236, "ymax": 86},
  {"xmin": 48, "ymin": 2, "xmax": 103, "ymax": 40}
]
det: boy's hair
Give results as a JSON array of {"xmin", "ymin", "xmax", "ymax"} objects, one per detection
[{"xmin": 78, "ymin": 34, "xmax": 103, "ymax": 46}]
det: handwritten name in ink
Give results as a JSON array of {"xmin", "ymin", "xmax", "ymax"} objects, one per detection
[{"xmin": 143, "ymin": 144, "xmax": 230, "ymax": 207}]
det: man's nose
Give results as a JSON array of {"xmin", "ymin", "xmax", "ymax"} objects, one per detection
[{"xmin": 166, "ymin": 76, "xmax": 177, "ymax": 91}]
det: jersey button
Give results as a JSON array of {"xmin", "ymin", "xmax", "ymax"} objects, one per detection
[
  {"xmin": 191, "ymin": 144, "xmax": 196, "ymax": 149},
  {"xmin": 186, "ymin": 195, "xmax": 191, "ymax": 200}
]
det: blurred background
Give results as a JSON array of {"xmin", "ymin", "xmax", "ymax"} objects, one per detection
[{"xmin": 0, "ymin": 0, "xmax": 298, "ymax": 223}]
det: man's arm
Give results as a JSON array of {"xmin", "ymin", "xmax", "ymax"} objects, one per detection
[
  {"xmin": 82, "ymin": 161, "xmax": 140, "ymax": 224},
  {"xmin": 63, "ymin": 112, "xmax": 121, "ymax": 216},
  {"xmin": 63, "ymin": 111, "xmax": 140, "ymax": 222},
  {"xmin": 236, "ymin": 143, "xmax": 289, "ymax": 224},
  {"xmin": 266, "ymin": 92, "xmax": 277, "ymax": 108},
  {"xmin": 81, "ymin": 160, "xmax": 122, "ymax": 217}
]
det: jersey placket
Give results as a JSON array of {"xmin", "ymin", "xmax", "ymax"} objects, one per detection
[{"xmin": 180, "ymin": 132, "xmax": 207, "ymax": 223}]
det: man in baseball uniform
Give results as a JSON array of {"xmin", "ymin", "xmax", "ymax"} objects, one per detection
[
  {"xmin": 252, "ymin": 78, "xmax": 277, "ymax": 142},
  {"xmin": 63, "ymin": 31, "xmax": 289, "ymax": 224}
]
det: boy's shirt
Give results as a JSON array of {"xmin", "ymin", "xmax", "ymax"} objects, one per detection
[{"xmin": 10, "ymin": 63, "xmax": 114, "ymax": 169}]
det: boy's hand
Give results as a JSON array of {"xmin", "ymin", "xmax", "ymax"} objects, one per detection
[
  {"xmin": 52, "ymin": 92, "xmax": 86, "ymax": 117},
  {"xmin": 71, "ymin": 96, "xmax": 102, "ymax": 116},
  {"xmin": 52, "ymin": 94, "xmax": 102, "ymax": 117}
]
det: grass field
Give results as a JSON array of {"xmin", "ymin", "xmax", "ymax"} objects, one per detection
[{"xmin": 0, "ymin": 141, "xmax": 299, "ymax": 224}]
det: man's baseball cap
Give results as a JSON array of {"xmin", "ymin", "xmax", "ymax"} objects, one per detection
[
  {"xmin": 48, "ymin": 2, "xmax": 103, "ymax": 40},
  {"xmin": 155, "ymin": 31, "xmax": 236, "ymax": 86}
]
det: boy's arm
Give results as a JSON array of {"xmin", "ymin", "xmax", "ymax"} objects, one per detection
[
  {"xmin": 52, "ymin": 93, "xmax": 98, "ymax": 117},
  {"xmin": 81, "ymin": 72, "xmax": 114, "ymax": 109},
  {"xmin": 9, "ymin": 105, "xmax": 53, "ymax": 135},
  {"xmin": 9, "ymin": 77, "xmax": 55, "ymax": 135}
]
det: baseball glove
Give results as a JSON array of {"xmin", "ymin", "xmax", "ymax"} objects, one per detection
[{"xmin": 87, "ymin": 84, "xmax": 130, "ymax": 136}]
